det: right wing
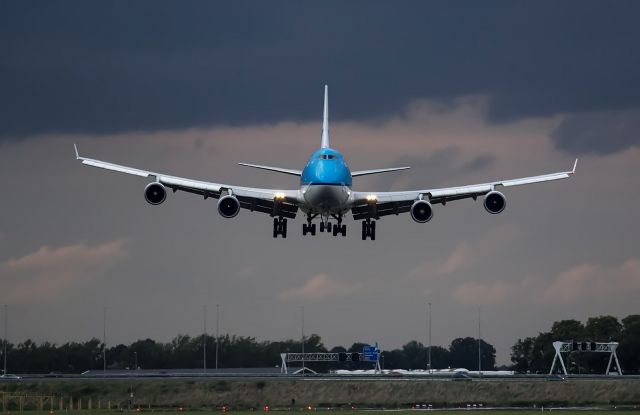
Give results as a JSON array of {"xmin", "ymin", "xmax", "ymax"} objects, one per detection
[
  {"xmin": 351, "ymin": 159, "xmax": 578, "ymax": 220},
  {"xmin": 75, "ymin": 145, "xmax": 300, "ymax": 218}
]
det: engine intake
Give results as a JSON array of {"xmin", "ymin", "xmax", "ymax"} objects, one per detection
[
  {"xmin": 410, "ymin": 200, "xmax": 433, "ymax": 223},
  {"xmin": 217, "ymin": 195, "xmax": 241, "ymax": 218},
  {"xmin": 144, "ymin": 182, "xmax": 167, "ymax": 205},
  {"xmin": 484, "ymin": 191, "xmax": 506, "ymax": 214}
]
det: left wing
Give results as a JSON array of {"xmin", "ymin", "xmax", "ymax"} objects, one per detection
[
  {"xmin": 75, "ymin": 145, "xmax": 300, "ymax": 218},
  {"xmin": 351, "ymin": 159, "xmax": 578, "ymax": 220}
]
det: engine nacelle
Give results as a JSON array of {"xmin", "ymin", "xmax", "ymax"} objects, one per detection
[
  {"xmin": 410, "ymin": 200, "xmax": 433, "ymax": 223},
  {"xmin": 484, "ymin": 191, "xmax": 506, "ymax": 214},
  {"xmin": 217, "ymin": 195, "xmax": 240, "ymax": 218},
  {"xmin": 144, "ymin": 182, "xmax": 167, "ymax": 205}
]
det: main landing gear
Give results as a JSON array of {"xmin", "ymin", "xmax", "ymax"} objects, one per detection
[
  {"xmin": 302, "ymin": 221, "xmax": 316, "ymax": 236},
  {"xmin": 321, "ymin": 215, "xmax": 346, "ymax": 237},
  {"xmin": 361, "ymin": 219, "xmax": 376, "ymax": 240},
  {"xmin": 332, "ymin": 221, "xmax": 346, "ymax": 237},
  {"xmin": 273, "ymin": 217, "xmax": 287, "ymax": 238},
  {"xmin": 302, "ymin": 215, "xmax": 346, "ymax": 237}
]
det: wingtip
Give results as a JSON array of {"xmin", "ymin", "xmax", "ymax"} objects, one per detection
[
  {"xmin": 572, "ymin": 158, "xmax": 578, "ymax": 174},
  {"xmin": 74, "ymin": 143, "xmax": 79, "ymax": 159}
]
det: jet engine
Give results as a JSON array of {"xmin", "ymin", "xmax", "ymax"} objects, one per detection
[
  {"xmin": 484, "ymin": 191, "xmax": 506, "ymax": 214},
  {"xmin": 217, "ymin": 195, "xmax": 241, "ymax": 218},
  {"xmin": 410, "ymin": 200, "xmax": 433, "ymax": 223},
  {"xmin": 144, "ymin": 182, "xmax": 167, "ymax": 205}
]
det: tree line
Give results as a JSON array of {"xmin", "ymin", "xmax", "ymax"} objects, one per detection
[
  {"xmin": 1, "ymin": 314, "xmax": 637, "ymax": 374},
  {"xmin": 511, "ymin": 314, "xmax": 639, "ymax": 374},
  {"xmin": 2, "ymin": 333, "xmax": 494, "ymax": 374}
]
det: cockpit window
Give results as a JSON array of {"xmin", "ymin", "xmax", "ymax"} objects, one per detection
[{"xmin": 321, "ymin": 154, "xmax": 337, "ymax": 160}]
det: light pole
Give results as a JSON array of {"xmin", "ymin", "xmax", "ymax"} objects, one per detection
[
  {"xmin": 3, "ymin": 305, "xmax": 7, "ymax": 376},
  {"xmin": 428, "ymin": 301, "xmax": 432, "ymax": 374},
  {"xmin": 478, "ymin": 306, "xmax": 482, "ymax": 377},
  {"xmin": 103, "ymin": 307, "xmax": 107, "ymax": 373},
  {"xmin": 215, "ymin": 303, "xmax": 219, "ymax": 370},
  {"xmin": 134, "ymin": 351, "xmax": 138, "ymax": 370},
  {"xmin": 203, "ymin": 304, "xmax": 207, "ymax": 373},
  {"xmin": 301, "ymin": 305, "xmax": 305, "ymax": 375}
]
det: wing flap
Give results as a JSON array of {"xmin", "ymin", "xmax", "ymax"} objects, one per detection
[{"xmin": 352, "ymin": 200, "xmax": 413, "ymax": 220}]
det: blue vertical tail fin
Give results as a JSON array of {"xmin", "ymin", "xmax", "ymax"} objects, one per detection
[{"xmin": 321, "ymin": 85, "xmax": 330, "ymax": 149}]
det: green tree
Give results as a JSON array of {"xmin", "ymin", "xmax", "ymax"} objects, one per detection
[
  {"xmin": 511, "ymin": 337, "xmax": 535, "ymax": 373},
  {"xmin": 550, "ymin": 319, "xmax": 584, "ymax": 340},
  {"xmin": 449, "ymin": 337, "xmax": 496, "ymax": 371},
  {"xmin": 619, "ymin": 315, "xmax": 640, "ymax": 374},
  {"xmin": 581, "ymin": 316, "xmax": 622, "ymax": 373},
  {"xmin": 585, "ymin": 315, "xmax": 622, "ymax": 341},
  {"xmin": 428, "ymin": 346, "xmax": 451, "ymax": 369}
]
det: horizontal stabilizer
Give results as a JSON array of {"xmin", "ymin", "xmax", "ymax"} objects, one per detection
[
  {"xmin": 351, "ymin": 166, "xmax": 411, "ymax": 177},
  {"xmin": 238, "ymin": 163, "xmax": 302, "ymax": 176}
]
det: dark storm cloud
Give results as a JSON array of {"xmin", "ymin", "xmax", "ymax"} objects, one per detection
[
  {"xmin": 2, "ymin": 0, "xmax": 640, "ymax": 140},
  {"xmin": 550, "ymin": 110, "xmax": 640, "ymax": 155}
]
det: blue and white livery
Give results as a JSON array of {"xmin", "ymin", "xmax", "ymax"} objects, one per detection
[{"xmin": 76, "ymin": 85, "xmax": 577, "ymax": 240}]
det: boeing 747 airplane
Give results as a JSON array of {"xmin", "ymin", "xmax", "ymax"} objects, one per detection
[{"xmin": 76, "ymin": 85, "xmax": 577, "ymax": 240}]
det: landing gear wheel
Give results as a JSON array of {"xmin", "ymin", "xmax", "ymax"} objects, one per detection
[
  {"xmin": 303, "ymin": 222, "xmax": 316, "ymax": 236},
  {"xmin": 273, "ymin": 217, "xmax": 287, "ymax": 238},
  {"xmin": 326, "ymin": 222, "xmax": 332, "ymax": 232},
  {"xmin": 361, "ymin": 220, "xmax": 376, "ymax": 240},
  {"xmin": 332, "ymin": 223, "xmax": 347, "ymax": 237},
  {"xmin": 320, "ymin": 222, "xmax": 325, "ymax": 232}
]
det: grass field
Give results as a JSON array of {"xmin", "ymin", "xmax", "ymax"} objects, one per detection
[
  {"xmin": 3, "ymin": 379, "xmax": 640, "ymax": 409},
  {"xmin": 5, "ymin": 411, "xmax": 640, "ymax": 415}
]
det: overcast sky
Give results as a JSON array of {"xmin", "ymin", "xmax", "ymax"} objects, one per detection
[{"xmin": 1, "ymin": 1, "xmax": 639, "ymax": 366}]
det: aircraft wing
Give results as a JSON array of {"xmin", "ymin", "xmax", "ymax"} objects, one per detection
[
  {"xmin": 75, "ymin": 145, "xmax": 300, "ymax": 218},
  {"xmin": 350, "ymin": 159, "xmax": 577, "ymax": 220}
]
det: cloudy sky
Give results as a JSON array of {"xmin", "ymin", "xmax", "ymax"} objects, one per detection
[{"xmin": 1, "ymin": 1, "xmax": 639, "ymax": 366}]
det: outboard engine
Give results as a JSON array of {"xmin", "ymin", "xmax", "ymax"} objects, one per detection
[
  {"xmin": 217, "ymin": 195, "xmax": 241, "ymax": 218},
  {"xmin": 410, "ymin": 200, "xmax": 433, "ymax": 223},
  {"xmin": 144, "ymin": 182, "xmax": 167, "ymax": 205},
  {"xmin": 484, "ymin": 191, "xmax": 506, "ymax": 214}
]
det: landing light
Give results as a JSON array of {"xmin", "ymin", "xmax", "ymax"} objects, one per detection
[
  {"xmin": 366, "ymin": 194, "xmax": 377, "ymax": 202},
  {"xmin": 274, "ymin": 192, "xmax": 286, "ymax": 200}
]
